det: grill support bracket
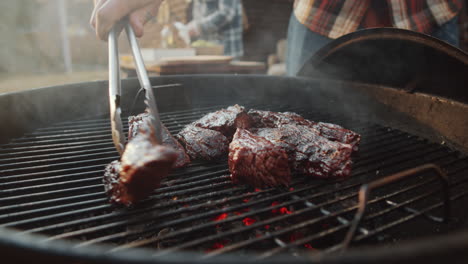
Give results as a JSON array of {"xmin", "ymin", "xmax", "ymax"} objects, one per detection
[{"xmin": 342, "ymin": 163, "xmax": 451, "ymax": 250}]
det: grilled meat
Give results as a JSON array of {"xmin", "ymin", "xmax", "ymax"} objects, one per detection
[
  {"xmin": 177, "ymin": 125, "xmax": 230, "ymax": 161},
  {"xmin": 229, "ymin": 128, "xmax": 291, "ymax": 187},
  {"xmin": 193, "ymin": 104, "xmax": 252, "ymax": 138},
  {"xmin": 248, "ymin": 109, "xmax": 314, "ymax": 128},
  {"xmin": 254, "ymin": 125, "xmax": 354, "ymax": 178},
  {"xmin": 128, "ymin": 112, "xmax": 190, "ymax": 168},
  {"xmin": 310, "ymin": 122, "xmax": 361, "ymax": 151},
  {"xmin": 104, "ymin": 132, "xmax": 177, "ymax": 206},
  {"xmin": 175, "ymin": 105, "xmax": 251, "ymax": 160},
  {"xmin": 248, "ymin": 109, "xmax": 360, "ymax": 150}
]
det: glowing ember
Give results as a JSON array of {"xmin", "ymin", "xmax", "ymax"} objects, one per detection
[
  {"xmin": 289, "ymin": 187, "xmax": 294, "ymax": 191},
  {"xmin": 242, "ymin": 217, "xmax": 256, "ymax": 226},
  {"xmin": 264, "ymin": 225, "xmax": 270, "ymax": 230},
  {"xmin": 289, "ymin": 232, "xmax": 303, "ymax": 242},
  {"xmin": 255, "ymin": 188, "xmax": 262, "ymax": 192},
  {"xmin": 304, "ymin": 243, "xmax": 314, "ymax": 249},
  {"xmin": 243, "ymin": 198, "xmax": 250, "ymax": 203},
  {"xmin": 279, "ymin": 207, "xmax": 292, "ymax": 215},
  {"xmin": 212, "ymin": 213, "xmax": 228, "ymax": 221},
  {"xmin": 212, "ymin": 242, "xmax": 224, "ymax": 249},
  {"xmin": 234, "ymin": 207, "xmax": 250, "ymax": 216},
  {"xmin": 271, "ymin": 202, "xmax": 292, "ymax": 215}
]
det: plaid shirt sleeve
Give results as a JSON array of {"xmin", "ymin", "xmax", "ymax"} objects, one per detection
[
  {"xmin": 193, "ymin": 0, "xmax": 244, "ymax": 58},
  {"xmin": 195, "ymin": 0, "xmax": 238, "ymax": 34},
  {"xmin": 294, "ymin": 0, "xmax": 463, "ymax": 39}
]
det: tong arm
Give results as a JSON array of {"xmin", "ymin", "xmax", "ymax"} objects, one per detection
[{"xmin": 108, "ymin": 27, "xmax": 126, "ymax": 156}]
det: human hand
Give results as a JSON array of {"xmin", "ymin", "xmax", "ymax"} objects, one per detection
[{"xmin": 90, "ymin": 0, "xmax": 163, "ymax": 41}]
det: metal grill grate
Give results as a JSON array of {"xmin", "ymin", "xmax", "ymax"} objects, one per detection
[{"xmin": 1, "ymin": 104, "xmax": 468, "ymax": 259}]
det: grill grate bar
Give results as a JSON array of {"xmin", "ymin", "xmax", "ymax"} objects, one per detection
[
  {"xmin": 1, "ymin": 102, "xmax": 467, "ymax": 258},
  {"xmin": 4, "ymin": 102, "xmax": 369, "ymax": 146},
  {"xmin": 121, "ymin": 154, "xmax": 464, "ymax": 253},
  {"xmin": 0, "ymin": 151, "xmax": 117, "ymax": 171},
  {"xmin": 206, "ymin": 163, "xmax": 468, "ymax": 257},
  {"xmin": 261, "ymin": 171, "xmax": 468, "ymax": 257},
  {"xmin": 8, "ymin": 137, "xmax": 449, "ymax": 240},
  {"xmin": 84, "ymin": 147, "xmax": 454, "ymax": 249},
  {"xmin": 0, "ymin": 157, "xmax": 116, "ymax": 176},
  {"xmin": 0, "ymin": 192, "xmax": 104, "ymax": 215},
  {"xmin": 1, "ymin": 132, "xmax": 442, "ymax": 229},
  {"xmin": 0, "ymin": 126, "xmax": 405, "ymax": 187},
  {"xmin": 0, "ymin": 184, "xmax": 104, "ymax": 205},
  {"xmin": 0, "ymin": 164, "xmax": 108, "ymax": 183},
  {"xmin": 0, "ymin": 143, "xmax": 114, "ymax": 161},
  {"xmin": 25, "ymin": 185, "xmax": 260, "ymax": 235},
  {"xmin": 0, "ymin": 140, "xmax": 113, "ymax": 154}
]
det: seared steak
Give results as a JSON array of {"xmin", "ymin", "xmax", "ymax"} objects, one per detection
[
  {"xmin": 104, "ymin": 131, "xmax": 177, "ymax": 206},
  {"xmin": 177, "ymin": 125, "xmax": 230, "ymax": 161},
  {"xmin": 248, "ymin": 109, "xmax": 360, "ymax": 150},
  {"xmin": 128, "ymin": 112, "xmax": 190, "ymax": 168},
  {"xmin": 193, "ymin": 104, "xmax": 252, "ymax": 138},
  {"xmin": 254, "ymin": 125, "xmax": 354, "ymax": 178},
  {"xmin": 229, "ymin": 129, "xmax": 291, "ymax": 187}
]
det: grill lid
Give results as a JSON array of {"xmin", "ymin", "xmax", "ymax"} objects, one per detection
[{"xmin": 300, "ymin": 28, "xmax": 468, "ymax": 104}]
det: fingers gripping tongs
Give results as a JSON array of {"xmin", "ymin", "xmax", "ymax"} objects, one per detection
[{"xmin": 108, "ymin": 23, "xmax": 163, "ymax": 156}]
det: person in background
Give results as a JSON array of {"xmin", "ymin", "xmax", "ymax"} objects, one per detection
[
  {"xmin": 287, "ymin": 0, "xmax": 463, "ymax": 76},
  {"xmin": 187, "ymin": 0, "xmax": 244, "ymax": 58},
  {"xmin": 90, "ymin": 0, "xmax": 243, "ymax": 59}
]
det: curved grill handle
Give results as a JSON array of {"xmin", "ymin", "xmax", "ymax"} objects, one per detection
[{"xmin": 342, "ymin": 163, "xmax": 451, "ymax": 250}]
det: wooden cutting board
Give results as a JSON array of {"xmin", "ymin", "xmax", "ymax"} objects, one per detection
[{"xmin": 158, "ymin": 55, "xmax": 233, "ymax": 66}]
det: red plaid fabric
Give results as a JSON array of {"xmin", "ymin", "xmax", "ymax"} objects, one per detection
[{"xmin": 293, "ymin": 0, "xmax": 463, "ymax": 39}]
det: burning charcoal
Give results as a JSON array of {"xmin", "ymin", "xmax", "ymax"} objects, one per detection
[
  {"xmin": 229, "ymin": 128, "xmax": 291, "ymax": 188},
  {"xmin": 177, "ymin": 125, "xmax": 230, "ymax": 161},
  {"xmin": 128, "ymin": 112, "xmax": 190, "ymax": 168},
  {"xmin": 212, "ymin": 213, "xmax": 229, "ymax": 221},
  {"xmin": 242, "ymin": 217, "xmax": 256, "ymax": 226},
  {"xmin": 103, "ymin": 131, "xmax": 177, "ymax": 206}
]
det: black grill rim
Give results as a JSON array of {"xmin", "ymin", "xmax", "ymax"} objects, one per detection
[
  {"xmin": 2, "ymin": 75, "xmax": 468, "ymax": 263},
  {"xmin": 2, "ymin": 226, "xmax": 468, "ymax": 264}
]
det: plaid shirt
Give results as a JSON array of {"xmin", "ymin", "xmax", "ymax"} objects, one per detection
[
  {"xmin": 294, "ymin": 0, "xmax": 463, "ymax": 39},
  {"xmin": 192, "ymin": 0, "xmax": 244, "ymax": 57}
]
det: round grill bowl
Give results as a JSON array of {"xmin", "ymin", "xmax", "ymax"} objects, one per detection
[{"xmin": 1, "ymin": 75, "xmax": 468, "ymax": 263}]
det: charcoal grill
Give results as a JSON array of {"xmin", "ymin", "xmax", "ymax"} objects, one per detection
[{"xmin": 1, "ymin": 29, "xmax": 468, "ymax": 264}]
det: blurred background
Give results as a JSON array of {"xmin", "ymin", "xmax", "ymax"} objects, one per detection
[{"xmin": 1, "ymin": 0, "xmax": 467, "ymax": 94}]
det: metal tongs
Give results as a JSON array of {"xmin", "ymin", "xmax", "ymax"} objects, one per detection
[{"xmin": 108, "ymin": 22, "xmax": 163, "ymax": 156}]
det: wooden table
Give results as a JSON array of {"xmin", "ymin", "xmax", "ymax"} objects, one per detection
[{"xmin": 120, "ymin": 56, "xmax": 266, "ymax": 76}]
